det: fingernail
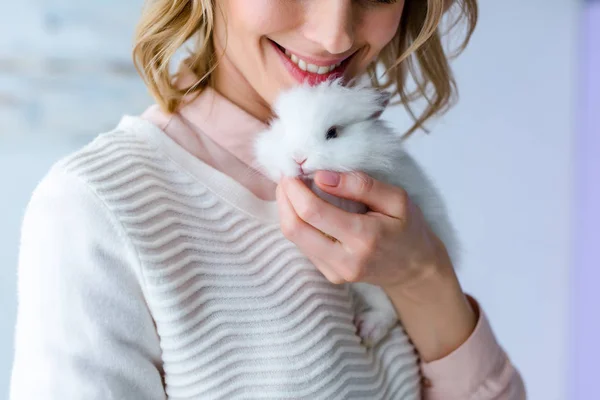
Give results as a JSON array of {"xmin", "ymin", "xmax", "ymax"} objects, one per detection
[{"xmin": 318, "ymin": 171, "xmax": 340, "ymax": 187}]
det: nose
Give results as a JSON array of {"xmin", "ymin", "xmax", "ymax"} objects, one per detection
[
  {"xmin": 294, "ymin": 156, "xmax": 307, "ymax": 165},
  {"xmin": 304, "ymin": 0, "xmax": 354, "ymax": 55}
]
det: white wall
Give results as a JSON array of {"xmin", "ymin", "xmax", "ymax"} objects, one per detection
[
  {"xmin": 0, "ymin": 0, "xmax": 149, "ymax": 137},
  {"xmin": 0, "ymin": 1, "xmax": 576, "ymax": 399}
]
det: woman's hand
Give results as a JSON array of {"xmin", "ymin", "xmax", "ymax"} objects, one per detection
[
  {"xmin": 277, "ymin": 170, "xmax": 447, "ymax": 293},
  {"xmin": 276, "ymin": 170, "xmax": 477, "ymax": 362}
]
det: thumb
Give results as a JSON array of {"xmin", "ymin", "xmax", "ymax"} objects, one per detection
[{"xmin": 314, "ymin": 171, "xmax": 409, "ymax": 219}]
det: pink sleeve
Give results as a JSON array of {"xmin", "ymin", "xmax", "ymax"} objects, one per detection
[{"xmin": 420, "ymin": 297, "xmax": 527, "ymax": 400}]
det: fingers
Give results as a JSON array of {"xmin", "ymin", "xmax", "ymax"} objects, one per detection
[
  {"xmin": 276, "ymin": 184, "xmax": 346, "ymax": 284},
  {"xmin": 279, "ymin": 177, "xmax": 365, "ymax": 244},
  {"xmin": 314, "ymin": 171, "xmax": 409, "ymax": 220},
  {"xmin": 305, "ymin": 253, "xmax": 346, "ymax": 285}
]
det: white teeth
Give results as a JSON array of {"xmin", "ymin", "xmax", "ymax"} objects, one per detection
[{"xmin": 283, "ymin": 48, "xmax": 342, "ymax": 75}]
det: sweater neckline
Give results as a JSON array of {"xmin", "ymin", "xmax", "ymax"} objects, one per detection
[{"xmin": 117, "ymin": 115, "xmax": 280, "ymax": 224}]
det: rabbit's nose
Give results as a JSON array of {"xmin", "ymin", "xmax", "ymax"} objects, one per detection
[{"xmin": 293, "ymin": 156, "xmax": 307, "ymax": 165}]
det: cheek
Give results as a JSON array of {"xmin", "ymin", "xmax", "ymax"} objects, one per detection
[
  {"xmin": 226, "ymin": 0, "xmax": 291, "ymax": 31},
  {"xmin": 214, "ymin": 0, "xmax": 300, "ymax": 105},
  {"xmin": 268, "ymin": 154, "xmax": 300, "ymax": 180},
  {"xmin": 261, "ymin": 146, "xmax": 299, "ymax": 180},
  {"xmin": 325, "ymin": 141, "xmax": 362, "ymax": 171},
  {"xmin": 355, "ymin": 2, "xmax": 405, "ymax": 67},
  {"xmin": 215, "ymin": 0, "xmax": 296, "ymax": 54},
  {"xmin": 304, "ymin": 149, "xmax": 336, "ymax": 172},
  {"xmin": 280, "ymin": 164, "xmax": 299, "ymax": 178}
]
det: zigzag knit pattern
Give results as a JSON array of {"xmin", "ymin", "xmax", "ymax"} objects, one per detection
[{"xmin": 59, "ymin": 116, "xmax": 422, "ymax": 399}]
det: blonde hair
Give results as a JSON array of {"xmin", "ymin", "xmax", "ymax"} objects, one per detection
[{"xmin": 133, "ymin": 0, "xmax": 478, "ymax": 137}]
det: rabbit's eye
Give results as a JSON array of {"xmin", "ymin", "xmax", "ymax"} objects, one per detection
[{"xmin": 325, "ymin": 126, "xmax": 338, "ymax": 140}]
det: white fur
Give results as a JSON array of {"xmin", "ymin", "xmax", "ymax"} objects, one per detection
[{"xmin": 254, "ymin": 80, "xmax": 460, "ymax": 347}]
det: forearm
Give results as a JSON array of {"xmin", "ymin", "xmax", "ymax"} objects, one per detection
[
  {"xmin": 385, "ymin": 254, "xmax": 477, "ymax": 363},
  {"xmin": 386, "ymin": 253, "xmax": 526, "ymax": 399}
]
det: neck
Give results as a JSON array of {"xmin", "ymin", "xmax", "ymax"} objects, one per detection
[{"xmin": 211, "ymin": 54, "xmax": 274, "ymax": 124}]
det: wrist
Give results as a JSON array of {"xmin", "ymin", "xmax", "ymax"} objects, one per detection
[
  {"xmin": 386, "ymin": 244, "xmax": 457, "ymax": 304},
  {"xmin": 385, "ymin": 257, "xmax": 477, "ymax": 362}
]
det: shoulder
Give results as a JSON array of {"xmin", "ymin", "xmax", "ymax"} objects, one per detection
[
  {"xmin": 20, "ymin": 159, "xmax": 137, "ymax": 273},
  {"xmin": 17, "ymin": 120, "xmax": 162, "ymax": 295},
  {"xmin": 30, "ymin": 115, "xmax": 179, "ymax": 215},
  {"xmin": 21, "ymin": 116, "xmax": 171, "ymax": 254},
  {"xmin": 55, "ymin": 116, "xmax": 164, "ymax": 182}
]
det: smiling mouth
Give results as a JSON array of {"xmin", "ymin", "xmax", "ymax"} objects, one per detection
[
  {"xmin": 270, "ymin": 40, "xmax": 353, "ymax": 77},
  {"xmin": 299, "ymin": 169, "xmax": 316, "ymax": 179},
  {"xmin": 279, "ymin": 47, "xmax": 342, "ymax": 75}
]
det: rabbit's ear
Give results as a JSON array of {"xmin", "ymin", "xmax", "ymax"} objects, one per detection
[{"xmin": 370, "ymin": 92, "xmax": 392, "ymax": 120}]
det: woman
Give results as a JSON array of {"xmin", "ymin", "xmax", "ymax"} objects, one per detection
[{"xmin": 10, "ymin": 0, "xmax": 526, "ymax": 399}]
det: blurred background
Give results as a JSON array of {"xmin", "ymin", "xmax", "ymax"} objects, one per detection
[{"xmin": 0, "ymin": 1, "xmax": 596, "ymax": 399}]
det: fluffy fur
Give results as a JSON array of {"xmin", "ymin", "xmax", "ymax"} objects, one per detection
[{"xmin": 254, "ymin": 79, "xmax": 460, "ymax": 346}]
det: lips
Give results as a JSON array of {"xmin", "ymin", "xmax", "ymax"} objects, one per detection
[
  {"xmin": 282, "ymin": 49, "xmax": 342, "ymax": 75},
  {"xmin": 270, "ymin": 40, "xmax": 352, "ymax": 85}
]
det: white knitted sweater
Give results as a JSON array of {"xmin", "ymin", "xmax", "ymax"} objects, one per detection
[{"xmin": 10, "ymin": 116, "xmax": 421, "ymax": 399}]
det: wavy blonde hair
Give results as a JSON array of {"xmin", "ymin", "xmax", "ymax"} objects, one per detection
[{"xmin": 133, "ymin": 0, "xmax": 478, "ymax": 137}]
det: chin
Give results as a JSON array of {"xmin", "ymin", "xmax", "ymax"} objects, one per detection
[{"xmin": 281, "ymin": 171, "xmax": 300, "ymax": 179}]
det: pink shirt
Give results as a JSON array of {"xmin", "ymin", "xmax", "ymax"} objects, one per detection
[{"xmin": 141, "ymin": 84, "xmax": 526, "ymax": 400}]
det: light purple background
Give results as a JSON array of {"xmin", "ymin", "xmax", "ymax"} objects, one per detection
[{"xmin": 571, "ymin": 2, "xmax": 600, "ymax": 399}]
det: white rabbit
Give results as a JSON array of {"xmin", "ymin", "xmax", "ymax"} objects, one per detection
[{"xmin": 254, "ymin": 79, "xmax": 460, "ymax": 347}]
